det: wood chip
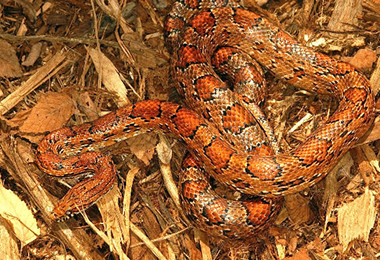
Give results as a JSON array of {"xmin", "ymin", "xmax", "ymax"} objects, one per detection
[
  {"xmin": 326, "ymin": 0, "xmax": 362, "ymax": 37},
  {"xmin": 22, "ymin": 42, "xmax": 43, "ymax": 67},
  {"xmin": 87, "ymin": 47, "xmax": 130, "ymax": 107},
  {"xmin": 338, "ymin": 188, "xmax": 376, "ymax": 252}
]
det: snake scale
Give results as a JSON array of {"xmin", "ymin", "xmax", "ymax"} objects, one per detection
[{"xmin": 36, "ymin": 0, "xmax": 375, "ymax": 240}]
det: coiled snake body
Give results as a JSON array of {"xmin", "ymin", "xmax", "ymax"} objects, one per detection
[{"xmin": 37, "ymin": 0, "xmax": 375, "ymax": 240}]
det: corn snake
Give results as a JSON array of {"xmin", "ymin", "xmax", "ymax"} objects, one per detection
[{"xmin": 36, "ymin": 0, "xmax": 375, "ymax": 240}]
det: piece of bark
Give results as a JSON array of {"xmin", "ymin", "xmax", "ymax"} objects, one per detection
[
  {"xmin": 338, "ymin": 188, "xmax": 376, "ymax": 252},
  {"xmin": 326, "ymin": 0, "xmax": 363, "ymax": 38}
]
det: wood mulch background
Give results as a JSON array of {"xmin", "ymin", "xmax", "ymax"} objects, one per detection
[{"xmin": 1, "ymin": 0, "xmax": 380, "ymax": 259}]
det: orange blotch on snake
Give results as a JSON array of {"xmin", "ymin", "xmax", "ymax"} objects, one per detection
[
  {"xmin": 204, "ymin": 138, "xmax": 235, "ymax": 169},
  {"xmin": 246, "ymin": 156, "xmax": 281, "ymax": 180},
  {"xmin": 194, "ymin": 75, "xmax": 226, "ymax": 100},
  {"xmin": 203, "ymin": 198, "xmax": 228, "ymax": 224},
  {"xmin": 130, "ymin": 100, "xmax": 161, "ymax": 119},
  {"xmin": 165, "ymin": 16, "xmax": 185, "ymax": 33},
  {"xmin": 190, "ymin": 11, "xmax": 215, "ymax": 37},
  {"xmin": 172, "ymin": 108, "xmax": 203, "ymax": 138},
  {"xmin": 182, "ymin": 0, "xmax": 201, "ymax": 9},
  {"xmin": 176, "ymin": 44, "xmax": 207, "ymax": 68},
  {"xmin": 222, "ymin": 103, "xmax": 256, "ymax": 134},
  {"xmin": 344, "ymin": 87, "xmax": 368, "ymax": 104},
  {"xmin": 182, "ymin": 179, "xmax": 208, "ymax": 200},
  {"xmin": 212, "ymin": 47, "xmax": 237, "ymax": 67},
  {"xmin": 292, "ymin": 138, "xmax": 330, "ymax": 165},
  {"xmin": 233, "ymin": 8, "xmax": 262, "ymax": 30}
]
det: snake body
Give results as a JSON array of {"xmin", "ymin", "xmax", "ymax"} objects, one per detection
[{"xmin": 36, "ymin": 0, "xmax": 374, "ymax": 240}]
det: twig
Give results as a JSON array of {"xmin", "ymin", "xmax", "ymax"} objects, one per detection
[{"xmin": 0, "ymin": 33, "xmax": 120, "ymax": 48}]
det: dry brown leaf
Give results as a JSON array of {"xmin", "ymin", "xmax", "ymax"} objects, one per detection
[
  {"xmin": 20, "ymin": 91, "xmax": 75, "ymax": 133},
  {"xmin": 6, "ymin": 109, "xmax": 32, "ymax": 128},
  {"xmin": 347, "ymin": 48, "xmax": 377, "ymax": 73},
  {"xmin": 126, "ymin": 133, "xmax": 157, "ymax": 165},
  {"xmin": 0, "ymin": 181, "xmax": 40, "ymax": 246},
  {"xmin": 284, "ymin": 193, "xmax": 314, "ymax": 226},
  {"xmin": 338, "ymin": 188, "xmax": 376, "ymax": 251},
  {"xmin": 76, "ymin": 92, "xmax": 100, "ymax": 121},
  {"xmin": 0, "ymin": 40, "xmax": 23, "ymax": 78}
]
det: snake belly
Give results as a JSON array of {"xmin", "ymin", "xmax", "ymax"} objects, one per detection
[{"xmin": 36, "ymin": 0, "xmax": 374, "ymax": 240}]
